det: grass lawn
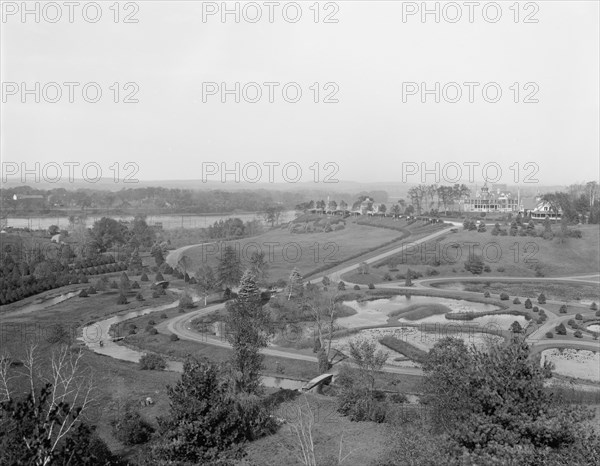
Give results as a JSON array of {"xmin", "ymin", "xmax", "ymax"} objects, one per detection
[
  {"xmin": 239, "ymin": 393, "xmax": 391, "ymax": 466},
  {"xmin": 380, "ymin": 336, "xmax": 428, "ymax": 364},
  {"xmin": 387, "ymin": 303, "xmax": 453, "ymax": 321},
  {"xmin": 171, "ymin": 221, "xmax": 404, "ymax": 282},
  {"xmin": 372, "ymin": 224, "xmax": 600, "ymax": 278},
  {"xmin": 432, "ymin": 281, "xmax": 600, "ymax": 303}
]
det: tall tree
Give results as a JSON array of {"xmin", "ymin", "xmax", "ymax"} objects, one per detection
[
  {"xmin": 287, "ymin": 267, "xmax": 304, "ymax": 300},
  {"xmin": 218, "ymin": 245, "xmax": 243, "ymax": 288},
  {"xmin": 248, "ymin": 251, "xmax": 269, "ymax": 285},
  {"xmin": 196, "ymin": 265, "xmax": 217, "ymax": 306},
  {"xmin": 225, "ymin": 271, "xmax": 271, "ymax": 394}
]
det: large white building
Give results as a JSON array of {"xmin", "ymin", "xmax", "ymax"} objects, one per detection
[{"xmin": 461, "ymin": 184, "xmax": 520, "ymax": 213}]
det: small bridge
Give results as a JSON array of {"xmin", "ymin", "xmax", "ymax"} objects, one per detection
[{"xmin": 302, "ymin": 373, "xmax": 334, "ymax": 392}]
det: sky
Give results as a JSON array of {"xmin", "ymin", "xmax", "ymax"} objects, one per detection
[{"xmin": 1, "ymin": 1, "xmax": 599, "ymax": 188}]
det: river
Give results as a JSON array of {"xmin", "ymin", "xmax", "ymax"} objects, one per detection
[{"xmin": 6, "ymin": 211, "xmax": 295, "ymax": 231}]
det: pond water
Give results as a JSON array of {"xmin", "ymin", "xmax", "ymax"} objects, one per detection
[
  {"xmin": 339, "ymin": 295, "xmax": 500, "ymax": 328},
  {"xmin": 542, "ymin": 349, "xmax": 600, "ymax": 382},
  {"xmin": 6, "ymin": 211, "xmax": 295, "ymax": 231},
  {"xmin": 331, "ymin": 327, "xmax": 503, "ymax": 362}
]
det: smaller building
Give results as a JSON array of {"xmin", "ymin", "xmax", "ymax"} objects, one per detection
[{"xmin": 527, "ymin": 200, "xmax": 562, "ymax": 221}]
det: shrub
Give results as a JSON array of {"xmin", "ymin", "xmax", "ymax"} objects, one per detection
[
  {"xmin": 524, "ymin": 298, "xmax": 532, "ymax": 309},
  {"xmin": 179, "ymin": 291, "xmax": 194, "ymax": 309},
  {"xmin": 567, "ymin": 319, "xmax": 576, "ymax": 328},
  {"xmin": 596, "ymin": 310, "xmax": 600, "ymax": 317},
  {"xmin": 497, "ymin": 266, "xmax": 505, "ymax": 272},
  {"xmin": 338, "ymin": 281, "xmax": 346, "ymax": 291},
  {"xmin": 131, "ymin": 281, "xmax": 140, "ymax": 289},
  {"xmin": 148, "ymin": 328, "xmax": 158, "ymax": 335},
  {"xmin": 148, "ymin": 319, "xmax": 156, "ymax": 325},
  {"xmin": 513, "ymin": 297, "xmax": 521, "ymax": 304},
  {"xmin": 111, "ymin": 409, "xmax": 154, "ymax": 445},
  {"xmin": 152, "ymin": 290, "xmax": 160, "ymax": 299},
  {"xmin": 170, "ymin": 334, "xmax": 179, "ymax": 341},
  {"xmin": 87, "ymin": 286, "xmax": 97, "ymax": 295},
  {"xmin": 500, "ymin": 293, "xmax": 510, "ymax": 301},
  {"xmin": 368, "ymin": 283, "xmax": 375, "ymax": 290},
  {"xmin": 136, "ymin": 292, "xmax": 144, "ymax": 301},
  {"xmin": 79, "ymin": 289, "xmax": 88, "ymax": 297},
  {"xmin": 559, "ymin": 304, "xmax": 567, "ymax": 313},
  {"xmin": 140, "ymin": 272, "xmax": 149, "ymax": 281},
  {"xmin": 591, "ymin": 302, "xmax": 598, "ymax": 311},
  {"xmin": 574, "ymin": 330, "xmax": 583, "ymax": 338},
  {"xmin": 353, "ymin": 285, "xmax": 360, "ymax": 290},
  {"xmin": 483, "ymin": 265, "xmax": 491, "ymax": 273},
  {"xmin": 533, "ymin": 306, "xmax": 539, "ymax": 313},
  {"xmin": 575, "ymin": 313, "xmax": 583, "ymax": 320},
  {"xmin": 545, "ymin": 332, "xmax": 554, "ymax": 339},
  {"xmin": 555, "ymin": 323, "xmax": 567, "ymax": 335},
  {"xmin": 139, "ymin": 353, "xmax": 166, "ymax": 370},
  {"xmin": 383, "ymin": 273, "xmax": 392, "ymax": 281},
  {"xmin": 160, "ymin": 313, "xmax": 168, "ymax": 319},
  {"xmin": 155, "ymin": 272, "xmax": 164, "ymax": 281},
  {"xmin": 117, "ymin": 293, "xmax": 128, "ymax": 305},
  {"xmin": 128, "ymin": 328, "xmax": 136, "ymax": 335},
  {"xmin": 484, "ymin": 291, "xmax": 491, "ymax": 298},
  {"xmin": 537, "ymin": 293, "xmax": 546, "ymax": 304}
]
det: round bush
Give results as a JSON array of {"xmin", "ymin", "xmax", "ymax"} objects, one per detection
[
  {"xmin": 135, "ymin": 292, "xmax": 144, "ymax": 301},
  {"xmin": 591, "ymin": 302, "xmax": 598, "ymax": 311},
  {"xmin": 170, "ymin": 333, "xmax": 179, "ymax": 341},
  {"xmin": 500, "ymin": 293, "xmax": 510, "ymax": 301},
  {"xmin": 87, "ymin": 286, "xmax": 97, "ymax": 294},
  {"xmin": 139, "ymin": 353, "xmax": 166, "ymax": 370},
  {"xmin": 148, "ymin": 328, "xmax": 158, "ymax": 335},
  {"xmin": 160, "ymin": 313, "xmax": 168, "ymax": 319},
  {"xmin": 513, "ymin": 298, "xmax": 521, "ymax": 305},
  {"xmin": 574, "ymin": 330, "xmax": 583, "ymax": 338},
  {"xmin": 79, "ymin": 289, "xmax": 88, "ymax": 297},
  {"xmin": 111, "ymin": 409, "xmax": 154, "ymax": 446},
  {"xmin": 368, "ymin": 283, "xmax": 375, "ymax": 290},
  {"xmin": 575, "ymin": 313, "xmax": 583, "ymax": 320},
  {"xmin": 353, "ymin": 285, "xmax": 360, "ymax": 290},
  {"xmin": 545, "ymin": 331, "xmax": 554, "ymax": 339},
  {"xmin": 533, "ymin": 306, "xmax": 539, "ymax": 313},
  {"xmin": 148, "ymin": 319, "xmax": 156, "ymax": 325},
  {"xmin": 559, "ymin": 304, "xmax": 567, "ymax": 313}
]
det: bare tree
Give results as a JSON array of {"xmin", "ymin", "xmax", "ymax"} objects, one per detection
[
  {"xmin": 0, "ymin": 344, "xmax": 96, "ymax": 465},
  {"xmin": 283, "ymin": 395, "xmax": 355, "ymax": 466},
  {"xmin": 302, "ymin": 290, "xmax": 341, "ymax": 372}
]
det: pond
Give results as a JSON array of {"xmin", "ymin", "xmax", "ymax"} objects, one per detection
[
  {"xmin": 542, "ymin": 349, "xmax": 600, "ymax": 382},
  {"xmin": 339, "ymin": 295, "xmax": 502, "ymax": 328}
]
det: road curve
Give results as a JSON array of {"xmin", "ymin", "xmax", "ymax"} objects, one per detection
[{"xmin": 157, "ymin": 304, "xmax": 423, "ymax": 376}]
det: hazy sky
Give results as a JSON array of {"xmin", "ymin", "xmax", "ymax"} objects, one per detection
[{"xmin": 1, "ymin": 1, "xmax": 599, "ymax": 187}]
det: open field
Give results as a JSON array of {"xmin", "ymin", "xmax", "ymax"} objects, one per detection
[
  {"xmin": 367, "ymin": 224, "xmax": 600, "ymax": 280},
  {"xmin": 431, "ymin": 280, "xmax": 600, "ymax": 303},
  {"xmin": 168, "ymin": 220, "xmax": 404, "ymax": 282}
]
